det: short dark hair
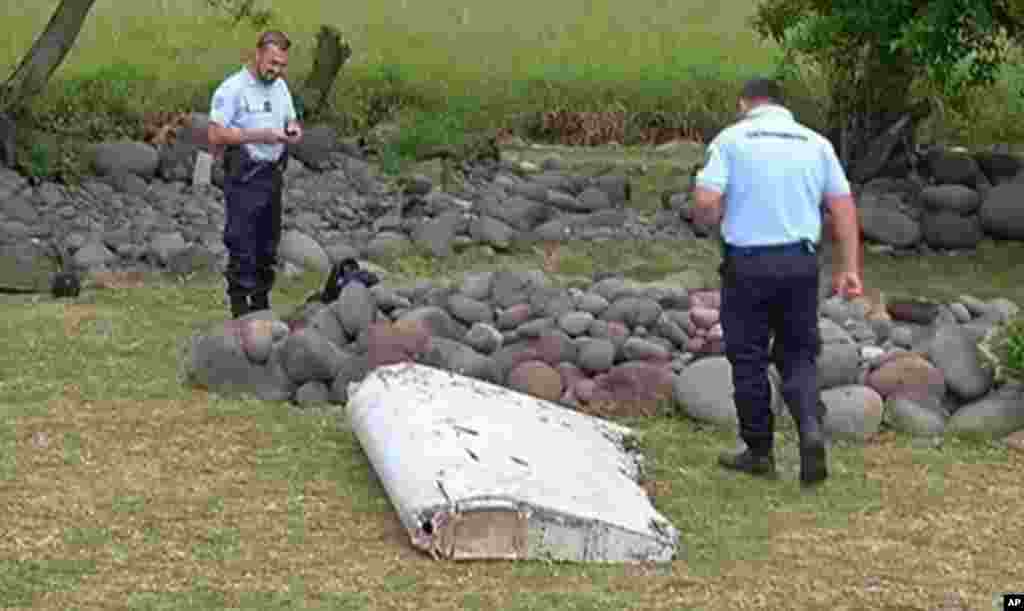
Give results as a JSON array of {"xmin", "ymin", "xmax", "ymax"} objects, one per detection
[
  {"xmin": 740, "ymin": 78, "xmax": 783, "ymax": 104},
  {"xmin": 258, "ymin": 30, "xmax": 291, "ymax": 51}
]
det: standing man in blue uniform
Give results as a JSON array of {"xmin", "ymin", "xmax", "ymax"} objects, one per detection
[
  {"xmin": 693, "ymin": 78, "xmax": 863, "ymax": 487},
  {"xmin": 208, "ymin": 30, "xmax": 303, "ymax": 318}
]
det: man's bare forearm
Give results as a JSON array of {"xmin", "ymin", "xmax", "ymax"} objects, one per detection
[
  {"xmin": 693, "ymin": 186, "xmax": 724, "ymax": 228},
  {"xmin": 826, "ymin": 195, "xmax": 861, "ymax": 273},
  {"xmin": 207, "ymin": 124, "xmax": 277, "ymax": 147}
]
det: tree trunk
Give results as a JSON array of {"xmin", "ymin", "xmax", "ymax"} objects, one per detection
[
  {"xmin": 829, "ymin": 47, "xmax": 929, "ymax": 183},
  {"xmin": 1, "ymin": 0, "xmax": 98, "ymax": 112},
  {"xmin": 301, "ymin": 25, "xmax": 352, "ymax": 119}
]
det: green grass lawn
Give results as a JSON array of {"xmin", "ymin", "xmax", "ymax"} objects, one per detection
[
  {"xmin": 2, "ymin": 0, "xmax": 774, "ymax": 86},
  {"xmin": 1, "ymin": 238, "xmax": 1023, "ymax": 609},
  {"xmin": 3, "ymin": 2, "xmax": 1024, "ymax": 607},
  {"xmin": 5, "ymin": 0, "xmax": 1024, "ymax": 147}
]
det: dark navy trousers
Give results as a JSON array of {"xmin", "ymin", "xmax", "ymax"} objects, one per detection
[
  {"xmin": 719, "ymin": 245, "xmax": 823, "ymax": 454},
  {"xmin": 222, "ymin": 164, "xmax": 283, "ymax": 300}
]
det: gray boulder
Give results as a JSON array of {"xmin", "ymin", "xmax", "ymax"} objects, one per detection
[
  {"xmin": 89, "ymin": 140, "xmax": 159, "ymax": 178},
  {"xmin": 674, "ymin": 356, "xmax": 782, "ymax": 429},
  {"xmin": 479, "ymin": 195, "xmax": 552, "ymax": 231},
  {"xmin": 979, "ymin": 182, "xmax": 1024, "ymax": 240},
  {"xmin": 2, "ymin": 196, "xmax": 39, "ymax": 225},
  {"xmin": 559, "ymin": 311, "xmax": 595, "ymax": 337},
  {"xmin": 921, "ymin": 211, "xmax": 985, "ymax": 250},
  {"xmin": 280, "ymin": 328, "xmax": 348, "ymax": 384},
  {"xmin": 859, "ymin": 207, "xmax": 921, "ymax": 247},
  {"xmin": 918, "ymin": 185, "xmax": 981, "ymax": 215},
  {"xmin": 289, "ymin": 124, "xmax": 337, "ymax": 170},
  {"xmin": 397, "ymin": 306, "xmax": 466, "ymax": 341},
  {"xmin": 925, "ymin": 149, "xmax": 983, "ymax": 187},
  {"xmin": 278, "ymin": 229, "xmax": 330, "ymax": 273},
  {"xmin": 420, "ymin": 337, "xmax": 498, "ymax": 382},
  {"xmin": 304, "ymin": 306, "xmax": 348, "ymax": 348},
  {"xmin": 331, "ymin": 280, "xmax": 376, "ymax": 338},
  {"xmin": 294, "ymin": 380, "xmax": 332, "ymax": 406},
  {"xmin": 577, "ymin": 293, "xmax": 610, "ymax": 315},
  {"xmin": 184, "ymin": 326, "xmax": 295, "ymax": 401},
  {"xmin": 491, "ymin": 270, "xmax": 542, "ymax": 308},
  {"xmin": 459, "ymin": 271, "xmax": 493, "ymax": 301},
  {"xmin": 365, "ymin": 231, "xmax": 414, "ymax": 260},
  {"xmin": 447, "ymin": 294, "xmax": 495, "ymax": 325},
  {"xmin": 974, "ymin": 151, "xmax": 1022, "ymax": 185},
  {"xmin": 412, "ymin": 211, "xmax": 463, "ymax": 258},
  {"xmin": 820, "ymin": 385, "xmax": 884, "ymax": 441},
  {"xmin": 149, "ymin": 231, "xmax": 188, "ymax": 266},
  {"xmin": 926, "ymin": 325, "xmax": 994, "ymax": 402},
  {"xmin": 600, "ymin": 296, "xmax": 662, "ymax": 328},
  {"xmin": 73, "ymin": 241, "xmax": 118, "ymax": 269},
  {"xmin": 621, "ymin": 337, "xmax": 670, "ymax": 362},
  {"xmin": 817, "ymin": 343, "xmax": 862, "ymax": 390},
  {"xmin": 328, "ymin": 354, "xmax": 371, "ymax": 404},
  {"xmin": 469, "ymin": 215, "xmax": 519, "ymax": 250},
  {"xmin": 576, "ymin": 338, "xmax": 616, "ymax": 373},
  {"xmin": 464, "ymin": 322, "xmax": 503, "ymax": 354},
  {"xmin": 592, "ymin": 174, "xmax": 630, "ymax": 205},
  {"xmin": 576, "ymin": 187, "xmax": 613, "ymax": 211},
  {"xmin": 529, "ymin": 287, "xmax": 575, "ymax": 320},
  {"xmin": 947, "ymin": 393, "xmax": 1024, "ymax": 437},
  {"xmin": 884, "ymin": 397, "xmax": 947, "ymax": 436}
]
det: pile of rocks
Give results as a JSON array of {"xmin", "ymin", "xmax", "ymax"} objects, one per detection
[
  {"xmin": 851, "ymin": 148, "xmax": 1024, "ymax": 251},
  {"xmin": 4, "ymin": 113, "xmax": 1024, "ymax": 291},
  {"xmin": 0, "ymin": 114, "xmax": 697, "ymax": 290},
  {"xmin": 184, "ymin": 267, "xmax": 1024, "ymax": 443}
]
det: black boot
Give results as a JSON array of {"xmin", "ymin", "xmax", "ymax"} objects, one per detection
[
  {"xmin": 230, "ymin": 296, "xmax": 250, "ymax": 319},
  {"xmin": 250, "ymin": 292, "xmax": 270, "ymax": 312},
  {"xmin": 799, "ymin": 431, "xmax": 828, "ymax": 487},
  {"xmin": 718, "ymin": 439, "xmax": 776, "ymax": 479}
]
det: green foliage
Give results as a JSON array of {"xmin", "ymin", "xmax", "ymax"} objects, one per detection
[
  {"xmin": 4, "ymin": 0, "xmax": 1024, "ymax": 155},
  {"xmin": 25, "ymin": 141, "xmax": 50, "ymax": 179},
  {"xmin": 34, "ymin": 63, "xmax": 160, "ymax": 141},
  {"xmin": 1001, "ymin": 317, "xmax": 1024, "ymax": 381},
  {"xmin": 383, "ymin": 98, "xmax": 470, "ymax": 162},
  {"xmin": 12, "ymin": 129, "xmax": 85, "ymax": 184},
  {"xmin": 751, "ymin": 0, "xmax": 1024, "ymax": 122},
  {"xmin": 204, "ymin": 0, "xmax": 274, "ymax": 29},
  {"xmin": 978, "ymin": 315, "xmax": 1024, "ymax": 384}
]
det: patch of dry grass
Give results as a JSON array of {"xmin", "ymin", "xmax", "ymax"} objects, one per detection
[
  {"xmin": 2, "ymin": 390, "xmax": 1021, "ymax": 609},
  {"xmin": 2, "ymin": 225, "xmax": 1024, "ymax": 609}
]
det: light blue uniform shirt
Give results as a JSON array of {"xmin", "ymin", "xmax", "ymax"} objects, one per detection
[
  {"xmin": 695, "ymin": 104, "xmax": 851, "ymax": 247},
  {"xmin": 209, "ymin": 66, "xmax": 297, "ymax": 163}
]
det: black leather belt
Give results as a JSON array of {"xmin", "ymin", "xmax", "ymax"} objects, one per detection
[
  {"xmin": 723, "ymin": 240, "xmax": 816, "ymax": 257},
  {"xmin": 224, "ymin": 145, "xmax": 288, "ymax": 183}
]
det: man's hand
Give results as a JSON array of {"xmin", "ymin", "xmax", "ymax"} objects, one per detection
[
  {"xmin": 832, "ymin": 269, "xmax": 863, "ymax": 299},
  {"xmin": 284, "ymin": 121, "xmax": 303, "ymax": 145},
  {"xmin": 824, "ymin": 193, "xmax": 864, "ymax": 300},
  {"xmin": 265, "ymin": 128, "xmax": 290, "ymax": 144},
  {"xmin": 207, "ymin": 122, "xmax": 292, "ymax": 147}
]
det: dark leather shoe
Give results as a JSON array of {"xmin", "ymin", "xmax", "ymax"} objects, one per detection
[
  {"xmin": 230, "ymin": 296, "xmax": 250, "ymax": 319},
  {"xmin": 799, "ymin": 439, "xmax": 828, "ymax": 487},
  {"xmin": 718, "ymin": 448, "xmax": 776, "ymax": 478},
  {"xmin": 249, "ymin": 292, "xmax": 270, "ymax": 311}
]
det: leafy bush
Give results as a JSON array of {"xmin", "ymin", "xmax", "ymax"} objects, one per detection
[
  {"xmin": 979, "ymin": 316, "xmax": 1024, "ymax": 384},
  {"xmin": 750, "ymin": 0, "xmax": 1024, "ymax": 158}
]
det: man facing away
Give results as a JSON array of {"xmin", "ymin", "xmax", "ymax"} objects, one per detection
[
  {"xmin": 692, "ymin": 77, "xmax": 863, "ymax": 487},
  {"xmin": 207, "ymin": 30, "xmax": 303, "ymax": 318}
]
